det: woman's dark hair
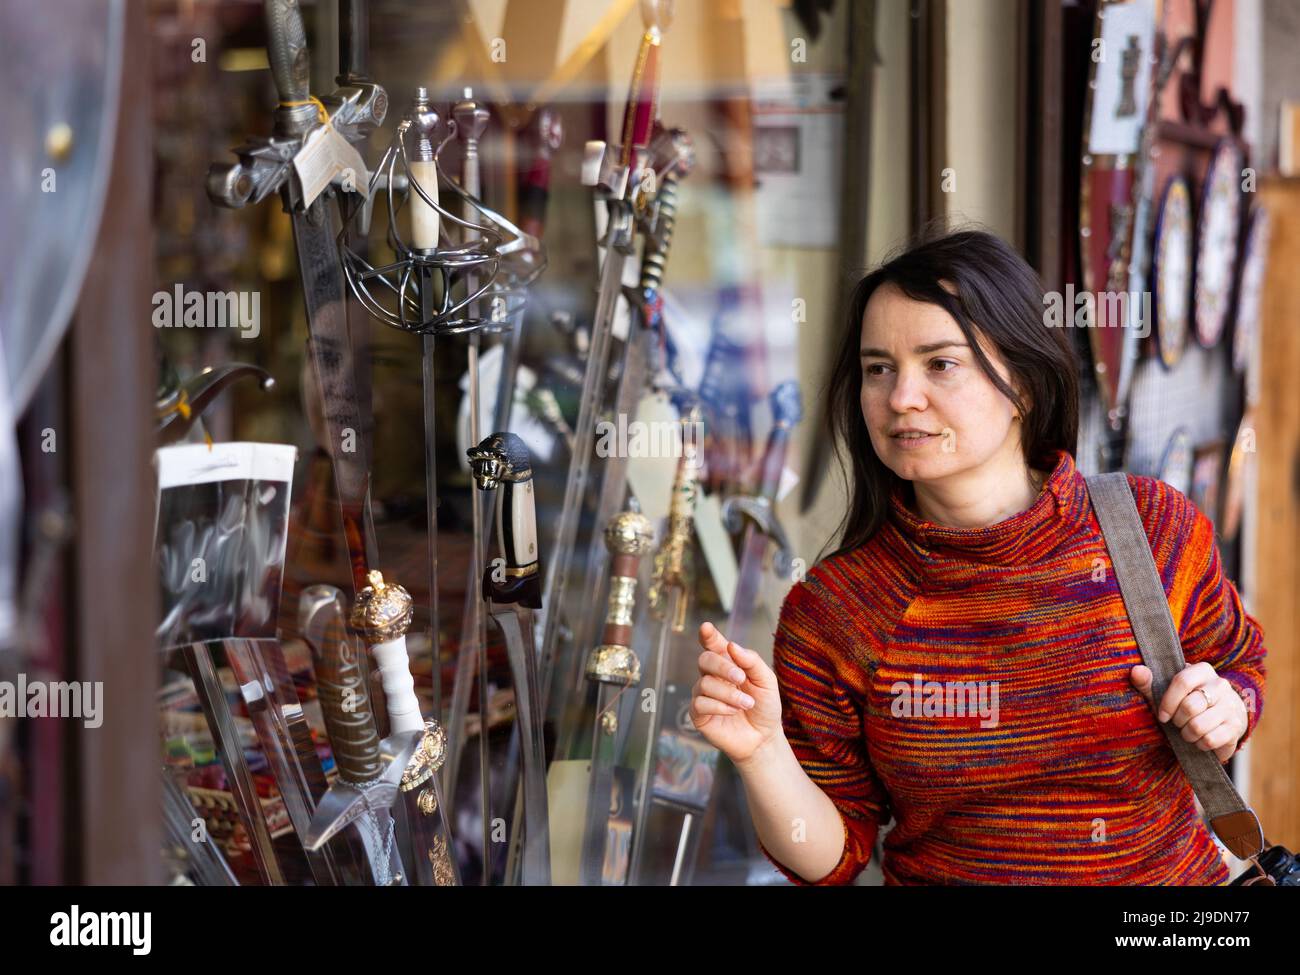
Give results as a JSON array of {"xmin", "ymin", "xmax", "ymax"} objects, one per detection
[{"xmin": 822, "ymin": 226, "xmax": 1080, "ymax": 561}]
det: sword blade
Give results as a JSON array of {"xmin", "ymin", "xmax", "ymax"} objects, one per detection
[
  {"xmin": 579, "ymin": 682, "xmax": 622, "ymax": 885},
  {"xmin": 626, "ymin": 586, "xmax": 681, "ymax": 884},
  {"xmin": 490, "ymin": 605, "xmax": 550, "ymax": 885},
  {"xmin": 537, "ymin": 240, "xmax": 630, "ymax": 707},
  {"xmin": 289, "ymin": 198, "xmax": 379, "ymax": 596}
]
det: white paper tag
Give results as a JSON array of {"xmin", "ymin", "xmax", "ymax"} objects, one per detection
[
  {"xmin": 154, "ymin": 442, "xmax": 298, "ymax": 489},
  {"xmin": 292, "ymin": 124, "xmax": 370, "ymax": 209}
]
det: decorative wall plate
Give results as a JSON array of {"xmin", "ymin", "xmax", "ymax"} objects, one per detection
[
  {"xmin": 1193, "ymin": 138, "xmax": 1244, "ymax": 349},
  {"xmin": 1232, "ymin": 206, "xmax": 1271, "ymax": 377},
  {"xmin": 1221, "ymin": 408, "xmax": 1256, "ymax": 543},
  {"xmin": 1151, "ymin": 175, "xmax": 1193, "ymax": 369}
]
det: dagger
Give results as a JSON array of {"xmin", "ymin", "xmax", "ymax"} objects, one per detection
[{"xmin": 466, "ymin": 432, "xmax": 550, "ymax": 886}]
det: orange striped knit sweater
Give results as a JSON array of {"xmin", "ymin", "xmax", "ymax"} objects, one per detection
[{"xmin": 759, "ymin": 448, "xmax": 1266, "ymax": 885}]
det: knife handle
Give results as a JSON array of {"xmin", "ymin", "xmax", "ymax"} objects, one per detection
[
  {"xmin": 350, "ymin": 571, "xmax": 423, "ymax": 735},
  {"xmin": 300, "ymin": 585, "xmax": 382, "ymax": 783}
]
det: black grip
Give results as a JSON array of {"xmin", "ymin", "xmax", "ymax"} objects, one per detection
[{"xmin": 264, "ymin": 0, "xmax": 310, "ymax": 104}]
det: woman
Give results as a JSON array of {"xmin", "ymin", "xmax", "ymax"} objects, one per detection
[{"xmin": 691, "ymin": 229, "xmax": 1266, "ymax": 885}]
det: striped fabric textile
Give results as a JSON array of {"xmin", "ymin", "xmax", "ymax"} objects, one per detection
[{"xmin": 758, "ymin": 449, "xmax": 1267, "ymax": 885}]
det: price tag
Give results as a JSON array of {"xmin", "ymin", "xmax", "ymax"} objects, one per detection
[{"xmin": 292, "ymin": 124, "xmax": 370, "ymax": 209}]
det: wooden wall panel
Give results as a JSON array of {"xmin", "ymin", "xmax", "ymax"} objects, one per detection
[{"xmin": 1250, "ymin": 177, "xmax": 1300, "ymax": 849}]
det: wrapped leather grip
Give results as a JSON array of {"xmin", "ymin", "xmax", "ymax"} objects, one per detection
[
  {"xmin": 264, "ymin": 0, "xmax": 310, "ymax": 104},
  {"xmin": 301, "ymin": 585, "xmax": 382, "ymax": 783}
]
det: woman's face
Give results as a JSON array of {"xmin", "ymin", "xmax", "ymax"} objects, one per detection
[{"xmin": 859, "ymin": 281, "xmax": 1025, "ymax": 484}]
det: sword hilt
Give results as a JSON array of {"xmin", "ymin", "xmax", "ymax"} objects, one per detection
[
  {"xmin": 640, "ymin": 126, "xmax": 694, "ymax": 283},
  {"xmin": 648, "ymin": 405, "xmax": 702, "ymax": 631},
  {"xmin": 350, "ymin": 570, "xmax": 422, "ymax": 735},
  {"xmin": 264, "ymin": 0, "xmax": 317, "ymax": 136},
  {"xmin": 619, "ymin": 0, "xmax": 672, "ymax": 170},
  {"xmin": 517, "ymin": 108, "xmax": 564, "ymax": 244},
  {"xmin": 586, "ymin": 511, "xmax": 654, "ymax": 689},
  {"xmin": 301, "ymin": 585, "xmax": 383, "ymax": 783},
  {"xmin": 408, "ymin": 88, "xmax": 444, "ymax": 252},
  {"xmin": 453, "ymin": 89, "xmax": 490, "ymax": 201},
  {"xmin": 468, "ymin": 432, "xmax": 541, "ymax": 608}
]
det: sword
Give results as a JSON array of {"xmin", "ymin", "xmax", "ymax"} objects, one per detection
[
  {"xmin": 577, "ymin": 509, "xmax": 654, "ymax": 885},
  {"xmin": 439, "ymin": 88, "xmax": 499, "ymax": 882},
  {"xmin": 627, "ymin": 402, "xmax": 702, "ymax": 884},
  {"xmin": 406, "ymin": 88, "xmax": 446, "ymax": 731},
  {"xmin": 680, "ymin": 380, "xmax": 802, "ymax": 885},
  {"xmin": 467, "ymin": 432, "xmax": 550, "ymax": 885},
  {"xmin": 537, "ymin": 0, "xmax": 672, "ymax": 723}
]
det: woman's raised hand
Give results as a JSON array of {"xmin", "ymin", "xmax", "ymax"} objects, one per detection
[{"xmin": 690, "ymin": 621, "xmax": 782, "ymax": 765}]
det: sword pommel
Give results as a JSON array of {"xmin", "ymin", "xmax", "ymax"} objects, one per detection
[
  {"xmin": 453, "ymin": 89, "xmax": 490, "ymax": 142},
  {"xmin": 606, "ymin": 510, "xmax": 655, "ymax": 559},
  {"xmin": 409, "ymin": 87, "xmax": 443, "ymax": 163},
  {"xmin": 350, "ymin": 571, "xmax": 414, "ymax": 644},
  {"xmin": 641, "ymin": 0, "xmax": 673, "ymax": 33}
]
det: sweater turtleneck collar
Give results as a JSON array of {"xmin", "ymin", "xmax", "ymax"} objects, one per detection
[{"xmin": 884, "ymin": 449, "xmax": 1091, "ymax": 568}]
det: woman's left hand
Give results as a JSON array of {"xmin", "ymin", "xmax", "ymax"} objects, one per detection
[{"xmin": 1129, "ymin": 662, "xmax": 1250, "ymax": 763}]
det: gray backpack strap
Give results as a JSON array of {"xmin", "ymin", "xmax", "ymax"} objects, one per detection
[{"xmin": 1085, "ymin": 472, "xmax": 1265, "ymax": 861}]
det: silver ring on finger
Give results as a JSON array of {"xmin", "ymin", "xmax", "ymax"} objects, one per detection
[{"xmin": 1195, "ymin": 686, "xmax": 1216, "ymax": 711}]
